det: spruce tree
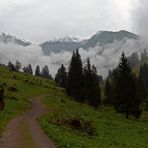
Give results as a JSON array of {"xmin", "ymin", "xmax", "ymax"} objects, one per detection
[
  {"xmin": 8, "ymin": 61, "xmax": 16, "ymax": 71},
  {"xmin": 23, "ymin": 64, "xmax": 33, "ymax": 75},
  {"xmin": 114, "ymin": 52, "xmax": 143, "ymax": 119},
  {"xmin": 91, "ymin": 65, "xmax": 101, "ymax": 109},
  {"xmin": 104, "ymin": 78, "xmax": 112, "ymax": 105},
  {"xmin": 55, "ymin": 64, "xmax": 67, "ymax": 88},
  {"xmin": 41, "ymin": 65, "xmax": 50, "ymax": 79},
  {"xmin": 35, "ymin": 65, "xmax": 40, "ymax": 76},
  {"xmin": 83, "ymin": 58, "xmax": 101, "ymax": 109},
  {"xmin": 67, "ymin": 49, "xmax": 83, "ymax": 102}
]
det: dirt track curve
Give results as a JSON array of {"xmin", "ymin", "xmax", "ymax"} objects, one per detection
[{"xmin": 0, "ymin": 96, "xmax": 56, "ymax": 148}]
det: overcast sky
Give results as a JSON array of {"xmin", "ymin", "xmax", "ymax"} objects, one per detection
[{"xmin": 0, "ymin": 0, "xmax": 140, "ymax": 43}]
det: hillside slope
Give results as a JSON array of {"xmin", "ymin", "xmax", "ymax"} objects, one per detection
[
  {"xmin": 0, "ymin": 64, "xmax": 57, "ymax": 134},
  {"xmin": 0, "ymin": 65, "xmax": 147, "ymax": 148},
  {"xmin": 39, "ymin": 88, "xmax": 148, "ymax": 148}
]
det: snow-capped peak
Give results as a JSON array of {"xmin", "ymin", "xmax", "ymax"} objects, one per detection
[
  {"xmin": 0, "ymin": 32, "xmax": 32, "ymax": 46},
  {"xmin": 51, "ymin": 36, "xmax": 82, "ymax": 43}
]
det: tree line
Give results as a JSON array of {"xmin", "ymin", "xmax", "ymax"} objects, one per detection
[
  {"xmin": 8, "ymin": 61, "xmax": 53, "ymax": 80},
  {"xmin": 55, "ymin": 49, "xmax": 148, "ymax": 119},
  {"xmin": 7, "ymin": 49, "xmax": 148, "ymax": 119}
]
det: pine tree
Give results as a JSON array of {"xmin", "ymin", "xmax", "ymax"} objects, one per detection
[
  {"xmin": 114, "ymin": 52, "xmax": 143, "ymax": 119},
  {"xmin": 104, "ymin": 78, "xmax": 112, "ymax": 105},
  {"xmin": 91, "ymin": 65, "xmax": 101, "ymax": 109},
  {"xmin": 41, "ymin": 65, "xmax": 52, "ymax": 79},
  {"xmin": 83, "ymin": 58, "xmax": 101, "ymax": 109},
  {"xmin": 55, "ymin": 64, "xmax": 67, "ymax": 88},
  {"xmin": 35, "ymin": 65, "xmax": 40, "ymax": 76},
  {"xmin": 67, "ymin": 49, "xmax": 83, "ymax": 102},
  {"xmin": 8, "ymin": 61, "xmax": 16, "ymax": 71},
  {"xmin": 139, "ymin": 63, "xmax": 148, "ymax": 89},
  {"xmin": 23, "ymin": 64, "xmax": 33, "ymax": 75}
]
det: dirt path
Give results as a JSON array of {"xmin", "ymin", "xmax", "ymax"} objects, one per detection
[{"xmin": 0, "ymin": 96, "xmax": 56, "ymax": 148}]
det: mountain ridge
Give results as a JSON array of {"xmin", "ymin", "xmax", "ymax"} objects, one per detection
[{"xmin": 40, "ymin": 30, "xmax": 139, "ymax": 55}]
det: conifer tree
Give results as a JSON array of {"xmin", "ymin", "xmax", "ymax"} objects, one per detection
[
  {"xmin": 55, "ymin": 64, "xmax": 67, "ymax": 88},
  {"xmin": 114, "ymin": 52, "xmax": 143, "ymax": 119},
  {"xmin": 67, "ymin": 49, "xmax": 83, "ymax": 102},
  {"xmin": 104, "ymin": 78, "xmax": 112, "ymax": 105},
  {"xmin": 35, "ymin": 65, "xmax": 40, "ymax": 76},
  {"xmin": 41, "ymin": 65, "xmax": 52, "ymax": 79},
  {"xmin": 139, "ymin": 63, "xmax": 148, "ymax": 89},
  {"xmin": 83, "ymin": 58, "xmax": 101, "ymax": 108},
  {"xmin": 8, "ymin": 61, "xmax": 16, "ymax": 71},
  {"xmin": 23, "ymin": 64, "xmax": 33, "ymax": 75}
]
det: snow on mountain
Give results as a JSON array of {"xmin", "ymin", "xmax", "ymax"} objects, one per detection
[
  {"xmin": 40, "ymin": 30, "xmax": 139, "ymax": 55},
  {"xmin": 0, "ymin": 32, "xmax": 32, "ymax": 46}
]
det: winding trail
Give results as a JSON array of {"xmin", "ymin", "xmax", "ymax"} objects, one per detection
[{"xmin": 0, "ymin": 96, "xmax": 56, "ymax": 148}]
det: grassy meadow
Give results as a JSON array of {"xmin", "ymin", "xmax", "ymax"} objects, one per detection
[
  {"xmin": 0, "ymin": 65, "xmax": 147, "ymax": 148},
  {"xmin": 0, "ymin": 65, "xmax": 56, "ymax": 134},
  {"xmin": 40, "ymin": 89, "xmax": 148, "ymax": 148}
]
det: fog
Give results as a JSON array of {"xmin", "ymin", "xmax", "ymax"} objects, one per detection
[
  {"xmin": 0, "ymin": 0, "xmax": 148, "ymax": 77},
  {"xmin": 0, "ymin": 37, "xmax": 146, "ymax": 77}
]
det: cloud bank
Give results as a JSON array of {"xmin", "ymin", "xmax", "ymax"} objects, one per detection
[{"xmin": 0, "ymin": 37, "xmax": 146, "ymax": 78}]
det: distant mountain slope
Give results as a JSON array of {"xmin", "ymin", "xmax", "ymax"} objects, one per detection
[
  {"xmin": 40, "ymin": 30, "xmax": 139, "ymax": 55},
  {"xmin": 40, "ymin": 37, "xmax": 82, "ymax": 55},
  {"xmin": 82, "ymin": 30, "xmax": 139, "ymax": 49},
  {"xmin": 0, "ymin": 33, "xmax": 32, "ymax": 47}
]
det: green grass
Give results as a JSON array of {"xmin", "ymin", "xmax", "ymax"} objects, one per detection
[
  {"xmin": 0, "ymin": 65, "xmax": 148, "ymax": 148},
  {"xmin": 0, "ymin": 65, "xmax": 56, "ymax": 134},
  {"xmin": 39, "ymin": 88, "xmax": 148, "ymax": 148}
]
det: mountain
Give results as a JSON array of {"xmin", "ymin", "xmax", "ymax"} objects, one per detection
[
  {"xmin": 0, "ymin": 33, "xmax": 32, "ymax": 47},
  {"xmin": 40, "ymin": 30, "xmax": 139, "ymax": 55},
  {"xmin": 40, "ymin": 37, "xmax": 82, "ymax": 55}
]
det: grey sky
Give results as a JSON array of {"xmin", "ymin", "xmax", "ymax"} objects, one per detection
[{"xmin": 0, "ymin": 0, "xmax": 140, "ymax": 43}]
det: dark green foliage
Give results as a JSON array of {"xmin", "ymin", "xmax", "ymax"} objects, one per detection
[
  {"xmin": 112, "ymin": 52, "xmax": 143, "ymax": 119},
  {"xmin": 0, "ymin": 85, "xmax": 4, "ymax": 111},
  {"xmin": 67, "ymin": 49, "xmax": 83, "ymax": 102},
  {"xmin": 55, "ymin": 64, "xmax": 67, "ymax": 88},
  {"xmin": 41, "ymin": 65, "xmax": 52, "ymax": 80},
  {"xmin": 67, "ymin": 50, "xmax": 101, "ymax": 108},
  {"xmin": 128, "ymin": 52, "xmax": 139, "ymax": 68},
  {"xmin": 104, "ymin": 78, "xmax": 112, "ymax": 105},
  {"xmin": 83, "ymin": 61, "xmax": 101, "ymax": 109},
  {"xmin": 8, "ymin": 61, "xmax": 16, "ymax": 71},
  {"xmin": 23, "ymin": 64, "xmax": 33, "ymax": 75},
  {"xmin": 139, "ymin": 63, "xmax": 148, "ymax": 89},
  {"xmin": 35, "ymin": 65, "xmax": 40, "ymax": 76}
]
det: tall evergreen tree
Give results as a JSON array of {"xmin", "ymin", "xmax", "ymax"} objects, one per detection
[
  {"xmin": 35, "ymin": 65, "xmax": 40, "ymax": 76},
  {"xmin": 139, "ymin": 63, "xmax": 148, "ymax": 89},
  {"xmin": 41, "ymin": 65, "xmax": 50, "ymax": 79},
  {"xmin": 91, "ymin": 65, "xmax": 101, "ymax": 109},
  {"xmin": 113, "ymin": 52, "xmax": 142, "ymax": 119},
  {"xmin": 104, "ymin": 78, "xmax": 112, "ymax": 105},
  {"xmin": 83, "ymin": 58, "xmax": 101, "ymax": 108},
  {"xmin": 67, "ymin": 49, "xmax": 83, "ymax": 102},
  {"xmin": 8, "ymin": 61, "xmax": 16, "ymax": 71},
  {"xmin": 55, "ymin": 64, "xmax": 67, "ymax": 88}
]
